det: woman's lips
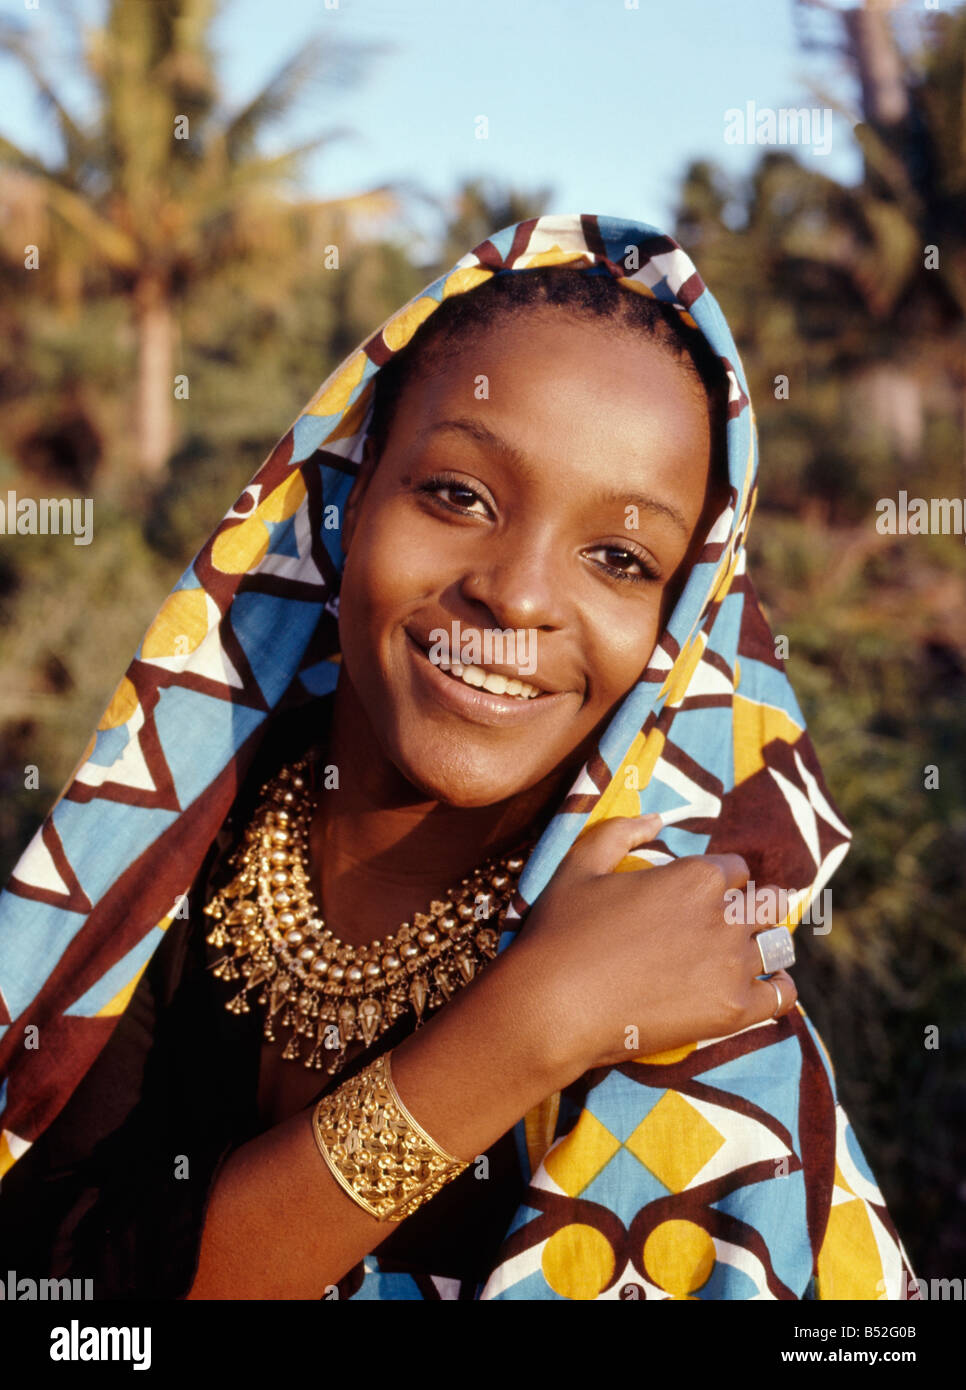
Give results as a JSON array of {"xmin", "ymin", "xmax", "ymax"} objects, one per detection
[{"xmin": 404, "ymin": 631, "xmax": 572, "ymax": 728}]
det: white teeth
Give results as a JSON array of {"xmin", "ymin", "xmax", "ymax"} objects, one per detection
[{"xmin": 436, "ymin": 657, "xmax": 542, "ymax": 699}]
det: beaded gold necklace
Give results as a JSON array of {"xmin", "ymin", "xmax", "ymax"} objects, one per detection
[{"xmin": 203, "ymin": 756, "xmax": 531, "ymax": 1075}]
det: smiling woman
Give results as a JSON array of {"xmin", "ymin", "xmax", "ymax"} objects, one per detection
[
  {"xmin": 0, "ymin": 214, "xmax": 916, "ymax": 1301},
  {"xmin": 338, "ymin": 289, "xmax": 722, "ymax": 811}
]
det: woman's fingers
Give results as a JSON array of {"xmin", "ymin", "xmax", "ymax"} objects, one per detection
[
  {"xmin": 566, "ymin": 815, "xmax": 753, "ymax": 891},
  {"xmin": 699, "ymin": 853, "xmax": 753, "ymax": 894},
  {"xmin": 750, "ymin": 969, "xmax": 798, "ymax": 1022},
  {"xmin": 740, "ymin": 882, "xmax": 790, "ymax": 928},
  {"xmin": 565, "ymin": 813, "xmax": 665, "ymax": 878}
]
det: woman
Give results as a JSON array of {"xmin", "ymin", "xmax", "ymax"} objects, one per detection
[{"xmin": 0, "ymin": 213, "xmax": 916, "ymax": 1300}]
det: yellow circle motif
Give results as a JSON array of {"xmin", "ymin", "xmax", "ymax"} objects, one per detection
[
  {"xmin": 542, "ymin": 1224, "xmax": 615, "ymax": 1300},
  {"xmin": 643, "ymin": 1219, "xmax": 715, "ymax": 1297}
]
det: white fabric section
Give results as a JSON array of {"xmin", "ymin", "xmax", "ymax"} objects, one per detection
[
  {"xmin": 688, "ymin": 658, "xmax": 735, "ymax": 698},
  {"xmin": 768, "ymin": 765, "xmax": 821, "ymax": 866},
  {"xmin": 651, "ymin": 757, "xmax": 722, "ymax": 822},
  {"xmin": 140, "ymin": 593, "xmax": 244, "ymax": 689},
  {"xmin": 568, "ymin": 765, "xmax": 606, "ymax": 798},
  {"xmin": 707, "ymin": 506, "xmax": 735, "ymax": 543},
  {"xmin": 645, "ymin": 248, "xmax": 697, "ymax": 294},
  {"xmin": 429, "ymin": 1275, "xmax": 462, "ymax": 1300},
  {"xmin": 12, "ymin": 823, "xmax": 69, "ymax": 894},
  {"xmin": 224, "ymin": 484, "xmax": 262, "ymax": 520},
  {"xmin": 2, "ymin": 1129, "xmax": 31, "ymax": 1161},
  {"xmin": 676, "ymin": 1091, "xmax": 792, "ymax": 1189},
  {"xmin": 318, "ymin": 429, "xmax": 363, "ymax": 462},
  {"xmin": 811, "ymin": 839, "xmax": 851, "ymax": 901},
  {"xmin": 189, "ymin": 618, "xmax": 245, "ymax": 688},
  {"xmin": 74, "ymin": 703, "xmax": 155, "ymax": 792},
  {"xmin": 478, "ymin": 1241, "xmax": 545, "ymax": 1299},
  {"xmin": 866, "ymin": 1204, "xmax": 907, "ymax": 1301},
  {"xmin": 698, "ymin": 1017, "xmax": 777, "ymax": 1049},
  {"xmin": 711, "ymin": 1238, "xmax": 774, "ymax": 1299},
  {"xmin": 519, "ymin": 217, "xmax": 597, "ymax": 265},
  {"xmin": 529, "ymin": 1161, "xmax": 567, "ymax": 1197},
  {"xmin": 833, "ymin": 1104, "xmax": 884, "ymax": 1207},
  {"xmin": 795, "ymin": 749, "xmax": 851, "ymax": 838}
]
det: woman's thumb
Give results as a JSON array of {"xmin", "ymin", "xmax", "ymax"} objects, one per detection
[{"xmin": 565, "ymin": 812, "xmax": 664, "ymax": 878}]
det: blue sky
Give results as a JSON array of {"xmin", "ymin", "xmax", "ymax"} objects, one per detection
[{"xmin": 2, "ymin": 0, "xmax": 940, "ymax": 254}]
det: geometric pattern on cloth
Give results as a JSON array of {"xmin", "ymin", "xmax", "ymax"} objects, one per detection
[{"xmin": 0, "ymin": 213, "xmax": 917, "ymax": 1298}]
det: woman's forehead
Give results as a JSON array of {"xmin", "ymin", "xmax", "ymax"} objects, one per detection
[{"xmin": 401, "ymin": 312, "xmax": 707, "ymax": 413}]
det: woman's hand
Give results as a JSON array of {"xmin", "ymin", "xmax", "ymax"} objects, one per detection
[{"xmin": 513, "ymin": 813, "xmax": 798, "ymax": 1080}]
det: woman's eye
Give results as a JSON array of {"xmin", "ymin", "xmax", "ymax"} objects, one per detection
[
  {"xmin": 586, "ymin": 545, "xmax": 658, "ymax": 584},
  {"xmin": 419, "ymin": 475, "xmax": 491, "ymax": 515},
  {"xmin": 417, "ymin": 480, "xmax": 658, "ymax": 584}
]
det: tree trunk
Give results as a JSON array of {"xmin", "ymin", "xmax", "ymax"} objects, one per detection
[
  {"xmin": 844, "ymin": 3, "xmax": 909, "ymax": 128},
  {"xmin": 133, "ymin": 272, "xmax": 175, "ymax": 475}
]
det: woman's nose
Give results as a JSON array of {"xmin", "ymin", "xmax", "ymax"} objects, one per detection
[{"xmin": 459, "ymin": 541, "xmax": 568, "ymax": 633}]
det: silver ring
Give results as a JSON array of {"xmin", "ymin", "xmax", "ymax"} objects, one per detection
[
  {"xmin": 767, "ymin": 977, "xmax": 783, "ymax": 1019},
  {"xmin": 755, "ymin": 924, "xmax": 795, "ymax": 974}
]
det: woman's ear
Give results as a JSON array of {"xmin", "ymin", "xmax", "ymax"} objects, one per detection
[{"xmin": 341, "ymin": 434, "xmax": 379, "ymax": 558}]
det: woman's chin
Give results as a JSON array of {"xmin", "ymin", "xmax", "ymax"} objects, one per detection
[{"xmin": 393, "ymin": 742, "xmax": 535, "ymax": 809}]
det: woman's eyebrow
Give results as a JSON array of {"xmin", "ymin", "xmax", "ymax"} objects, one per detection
[{"xmin": 416, "ymin": 416, "xmax": 690, "ymax": 536}]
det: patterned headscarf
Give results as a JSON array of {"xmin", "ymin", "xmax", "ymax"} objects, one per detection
[{"xmin": 0, "ymin": 214, "xmax": 915, "ymax": 1299}]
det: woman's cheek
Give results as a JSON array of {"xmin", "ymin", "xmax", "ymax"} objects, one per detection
[
  {"xmin": 587, "ymin": 608, "xmax": 661, "ymax": 698},
  {"xmin": 365, "ymin": 508, "xmax": 447, "ymax": 607}
]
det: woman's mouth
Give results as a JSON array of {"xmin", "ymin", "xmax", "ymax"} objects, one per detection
[
  {"xmin": 434, "ymin": 655, "xmax": 542, "ymax": 700},
  {"xmin": 403, "ymin": 631, "xmax": 571, "ymax": 728}
]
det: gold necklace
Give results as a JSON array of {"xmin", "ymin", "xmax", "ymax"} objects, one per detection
[{"xmin": 203, "ymin": 756, "xmax": 531, "ymax": 1075}]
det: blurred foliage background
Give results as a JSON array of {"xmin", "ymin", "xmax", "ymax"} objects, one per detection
[{"xmin": 0, "ymin": 0, "xmax": 963, "ymax": 1279}]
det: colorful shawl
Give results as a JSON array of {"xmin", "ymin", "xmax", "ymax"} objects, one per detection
[{"xmin": 0, "ymin": 214, "xmax": 916, "ymax": 1300}]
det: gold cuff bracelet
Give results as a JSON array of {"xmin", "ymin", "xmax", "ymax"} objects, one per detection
[{"xmin": 311, "ymin": 1049, "xmax": 469, "ymax": 1221}]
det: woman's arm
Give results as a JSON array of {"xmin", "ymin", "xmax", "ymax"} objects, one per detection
[
  {"xmin": 186, "ymin": 932, "xmax": 574, "ymax": 1299},
  {"xmin": 188, "ymin": 814, "xmax": 798, "ymax": 1299}
]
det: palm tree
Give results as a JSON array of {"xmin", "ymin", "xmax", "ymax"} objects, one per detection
[
  {"xmin": 677, "ymin": 3, "xmax": 966, "ymax": 502},
  {"xmin": 0, "ymin": 0, "xmax": 394, "ymax": 475},
  {"xmin": 785, "ymin": 0, "xmax": 966, "ymax": 478}
]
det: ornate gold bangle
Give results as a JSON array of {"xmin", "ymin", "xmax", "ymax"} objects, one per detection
[{"xmin": 311, "ymin": 1050, "xmax": 469, "ymax": 1221}]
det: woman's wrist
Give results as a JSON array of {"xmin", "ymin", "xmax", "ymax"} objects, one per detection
[
  {"xmin": 386, "ymin": 937, "xmax": 584, "ymax": 1166},
  {"xmin": 487, "ymin": 935, "xmax": 592, "ymax": 1091}
]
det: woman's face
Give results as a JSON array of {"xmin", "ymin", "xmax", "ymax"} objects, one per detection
[{"xmin": 339, "ymin": 309, "xmax": 720, "ymax": 807}]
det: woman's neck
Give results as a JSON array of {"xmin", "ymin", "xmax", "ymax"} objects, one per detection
[{"xmin": 305, "ymin": 669, "xmax": 573, "ymax": 945}]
